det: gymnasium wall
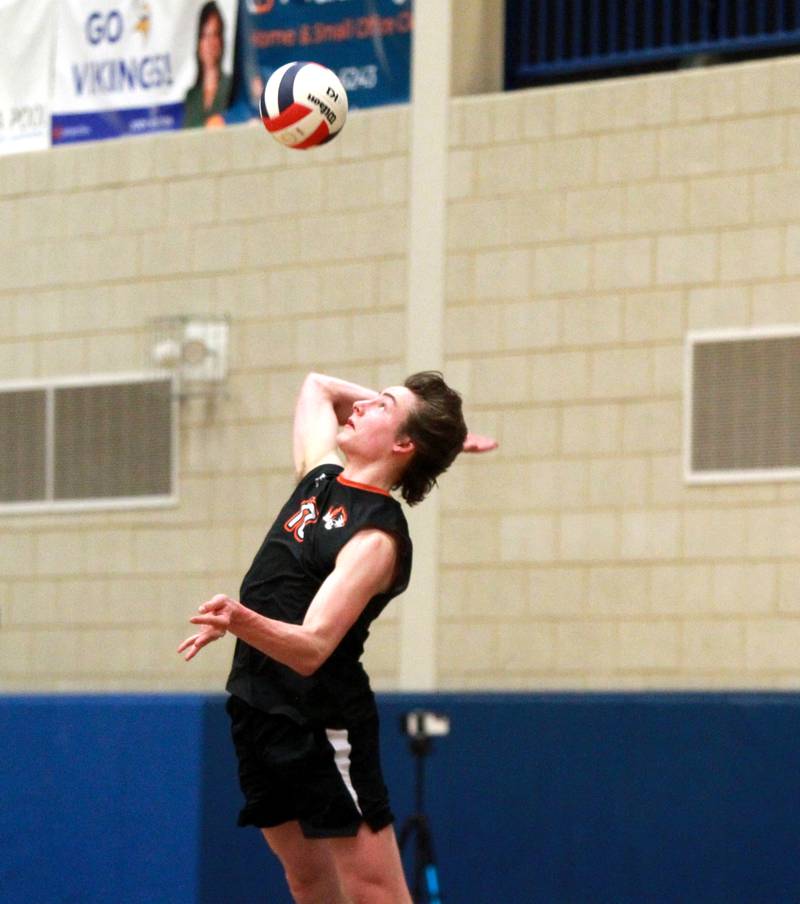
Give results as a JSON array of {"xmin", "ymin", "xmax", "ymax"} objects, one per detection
[
  {"xmin": 0, "ymin": 109, "xmax": 412, "ymax": 691},
  {"xmin": 1, "ymin": 53, "xmax": 800, "ymax": 693},
  {"xmin": 440, "ymin": 55, "xmax": 800, "ymax": 691}
]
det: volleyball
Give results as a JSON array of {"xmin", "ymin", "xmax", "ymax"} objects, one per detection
[{"xmin": 260, "ymin": 61, "xmax": 348, "ymax": 150}]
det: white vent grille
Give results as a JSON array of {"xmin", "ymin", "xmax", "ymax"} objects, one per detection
[
  {"xmin": 0, "ymin": 374, "xmax": 177, "ymax": 513},
  {"xmin": 685, "ymin": 328, "xmax": 800, "ymax": 483}
]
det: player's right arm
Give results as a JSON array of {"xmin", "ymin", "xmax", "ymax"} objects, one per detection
[
  {"xmin": 178, "ymin": 529, "xmax": 397, "ymax": 675},
  {"xmin": 292, "ymin": 372, "xmax": 378, "ymax": 480}
]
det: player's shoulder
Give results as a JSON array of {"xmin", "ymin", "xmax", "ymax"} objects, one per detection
[
  {"xmin": 337, "ymin": 527, "xmax": 400, "ymax": 574},
  {"xmin": 335, "ymin": 478, "xmax": 408, "ymax": 526},
  {"xmin": 297, "ymin": 462, "xmax": 343, "ymax": 490},
  {"xmin": 346, "ymin": 526, "xmax": 397, "ymax": 550}
]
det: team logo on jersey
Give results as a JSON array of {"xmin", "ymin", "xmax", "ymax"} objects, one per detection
[
  {"xmin": 284, "ymin": 496, "xmax": 318, "ymax": 542},
  {"xmin": 322, "ymin": 505, "xmax": 348, "ymax": 530}
]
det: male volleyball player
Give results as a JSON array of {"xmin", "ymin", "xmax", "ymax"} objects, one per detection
[{"xmin": 178, "ymin": 371, "xmax": 496, "ymax": 904}]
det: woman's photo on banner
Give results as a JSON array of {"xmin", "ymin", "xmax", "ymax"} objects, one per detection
[{"xmin": 183, "ymin": 1, "xmax": 234, "ymax": 128}]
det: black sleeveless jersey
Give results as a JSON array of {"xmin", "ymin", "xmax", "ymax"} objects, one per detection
[{"xmin": 226, "ymin": 464, "xmax": 412, "ymax": 726}]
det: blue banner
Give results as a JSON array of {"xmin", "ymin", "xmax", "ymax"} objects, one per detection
[
  {"xmin": 231, "ymin": 0, "xmax": 412, "ymax": 122},
  {"xmin": 52, "ymin": 103, "xmax": 185, "ymax": 143}
]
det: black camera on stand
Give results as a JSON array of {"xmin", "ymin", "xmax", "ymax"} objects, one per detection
[
  {"xmin": 398, "ymin": 710, "xmax": 450, "ymax": 904},
  {"xmin": 402, "ymin": 709, "xmax": 451, "ymax": 745}
]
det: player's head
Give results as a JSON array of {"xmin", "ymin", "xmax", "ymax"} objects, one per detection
[
  {"xmin": 394, "ymin": 371, "xmax": 468, "ymax": 506},
  {"xmin": 338, "ymin": 371, "xmax": 467, "ymax": 505}
]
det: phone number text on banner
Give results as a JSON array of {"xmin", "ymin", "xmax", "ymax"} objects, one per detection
[{"xmin": 239, "ymin": 0, "xmax": 412, "ymax": 116}]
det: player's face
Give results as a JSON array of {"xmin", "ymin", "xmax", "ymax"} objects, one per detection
[{"xmin": 338, "ymin": 385, "xmax": 417, "ymax": 461}]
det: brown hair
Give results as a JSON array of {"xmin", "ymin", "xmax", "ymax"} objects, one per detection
[
  {"xmin": 192, "ymin": 2, "xmax": 224, "ymax": 89},
  {"xmin": 394, "ymin": 371, "xmax": 468, "ymax": 506}
]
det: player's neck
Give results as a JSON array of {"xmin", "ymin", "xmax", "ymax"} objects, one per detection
[{"xmin": 340, "ymin": 457, "xmax": 396, "ymax": 494}]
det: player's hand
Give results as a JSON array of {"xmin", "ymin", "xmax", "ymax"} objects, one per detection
[
  {"xmin": 177, "ymin": 625, "xmax": 226, "ymax": 661},
  {"xmin": 177, "ymin": 594, "xmax": 240, "ymax": 661},
  {"xmin": 462, "ymin": 432, "xmax": 499, "ymax": 453}
]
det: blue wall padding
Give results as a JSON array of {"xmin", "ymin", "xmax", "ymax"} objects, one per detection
[
  {"xmin": 0, "ymin": 696, "xmax": 224, "ymax": 904},
  {"xmin": 2, "ymin": 692, "xmax": 800, "ymax": 904},
  {"xmin": 380, "ymin": 693, "xmax": 800, "ymax": 904}
]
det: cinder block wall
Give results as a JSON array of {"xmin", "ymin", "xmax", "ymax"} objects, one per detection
[
  {"xmin": 440, "ymin": 56, "xmax": 800, "ymax": 690},
  {"xmin": 0, "ymin": 109, "xmax": 411, "ymax": 690},
  {"xmin": 2, "ymin": 55, "xmax": 800, "ymax": 692}
]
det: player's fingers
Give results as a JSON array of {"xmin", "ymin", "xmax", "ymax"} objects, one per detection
[
  {"xmin": 178, "ymin": 636, "xmax": 203, "ymax": 661},
  {"xmin": 177, "ymin": 634, "xmax": 199, "ymax": 653},
  {"xmin": 199, "ymin": 596, "xmax": 226, "ymax": 613},
  {"xmin": 189, "ymin": 630, "xmax": 218, "ymax": 656},
  {"xmin": 464, "ymin": 434, "xmax": 498, "ymax": 452},
  {"xmin": 190, "ymin": 614, "xmax": 224, "ymax": 629}
]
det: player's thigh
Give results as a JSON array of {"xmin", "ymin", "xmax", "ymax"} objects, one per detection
[
  {"xmin": 329, "ymin": 823, "xmax": 412, "ymax": 904},
  {"xmin": 261, "ymin": 821, "xmax": 338, "ymax": 884}
]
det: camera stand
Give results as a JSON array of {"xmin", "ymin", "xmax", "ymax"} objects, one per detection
[{"xmin": 398, "ymin": 732, "xmax": 443, "ymax": 904}]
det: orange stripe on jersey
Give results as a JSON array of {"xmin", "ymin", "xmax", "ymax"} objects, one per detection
[{"xmin": 336, "ymin": 475, "xmax": 390, "ymax": 496}]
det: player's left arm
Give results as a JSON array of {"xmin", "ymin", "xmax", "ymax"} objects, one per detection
[
  {"xmin": 177, "ymin": 529, "xmax": 397, "ymax": 675},
  {"xmin": 292, "ymin": 373, "xmax": 379, "ymax": 480}
]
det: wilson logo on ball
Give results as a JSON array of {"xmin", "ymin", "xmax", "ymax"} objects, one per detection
[{"xmin": 260, "ymin": 61, "xmax": 348, "ymax": 149}]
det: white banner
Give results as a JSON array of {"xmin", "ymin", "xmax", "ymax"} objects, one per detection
[
  {"xmin": 0, "ymin": 0, "xmax": 54, "ymax": 155},
  {"xmin": 53, "ymin": 0, "xmax": 238, "ymax": 143}
]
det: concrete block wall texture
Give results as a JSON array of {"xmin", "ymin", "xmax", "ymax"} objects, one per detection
[
  {"xmin": 2, "ymin": 53, "xmax": 800, "ymax": 692},
  {"xmin": 442, "ymin": 54, "xmax": 800, "ymax": 691},
  {"xmin": 0, "ymin": 107, "xmax": 409, "ymax": 691}
]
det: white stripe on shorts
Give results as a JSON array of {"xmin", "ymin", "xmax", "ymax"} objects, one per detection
[{"xmin": 325, "ymin": 728, "xmax": 362, "ymax": 815}]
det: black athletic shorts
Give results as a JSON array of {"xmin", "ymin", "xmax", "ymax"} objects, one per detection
[{"xmin": 225, "ymin": 694, "xmax": 394, "ymax": 838}]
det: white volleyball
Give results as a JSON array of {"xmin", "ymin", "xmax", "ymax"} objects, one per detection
[{"xmin": 260, "ymin": 61, "xmax": 348, "ymax": 149}]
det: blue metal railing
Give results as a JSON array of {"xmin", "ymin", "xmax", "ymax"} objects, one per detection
[{"xmin": 507, "ymin": 0, "xmax": 800, "ymax": 84}]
